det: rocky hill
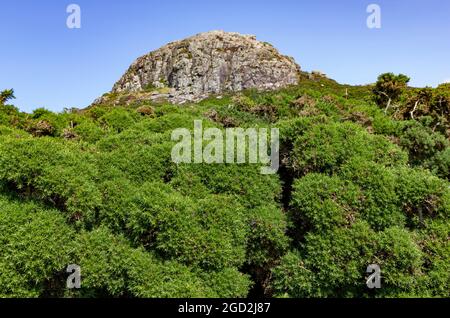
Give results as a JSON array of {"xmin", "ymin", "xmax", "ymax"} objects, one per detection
[{"xmin": 97, "ymin": 31, "xmax": 301, "ymax": 104}]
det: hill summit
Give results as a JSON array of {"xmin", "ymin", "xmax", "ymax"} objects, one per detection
[{"xmin": 102, "ymin": 31, "xmax": 301, "ymax": 104}]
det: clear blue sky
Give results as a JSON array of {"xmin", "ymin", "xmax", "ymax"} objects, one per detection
[{"xmin": 1, "ymin": 0, "xmax": 449, "ymax": 112}]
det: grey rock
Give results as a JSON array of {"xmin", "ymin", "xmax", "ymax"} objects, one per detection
[{"xmin": 109, "ymin": 31, "xmax": 301, "ymax": 104}]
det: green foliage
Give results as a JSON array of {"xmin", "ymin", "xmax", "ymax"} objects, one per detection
[
  {"xmin": 339, "ymin": 159, "xmax": 407, "ymax": 230},
  {"xmin": 32, "ymin": 107, "xmax": 54, "ymax": 119},
  {"xmin": 371, "ymin": 77, "xmax": 450, "ymax": 138},
  {"xmin": 273, "ymin": 221, "xmax": 377, "ymax": 297},
  {"xmin": 0, "ymin": 196, "xmax": 74, "ymax": 297},
  {"xmin": 415, "ymin": 220, "xmax": 450, "ymax": 297},
  {"xmin": 172, "ymin": 163, "xmax": 281, "ymax": 209},
  {"xmin": 0, "ymin": 89, "xmax": 15, "ymax": 105},
  {"xmin": 374, "ymin": 227, "xmax": 424, "ymax": 296},
  {"xmin": 155, "ymin": 196, "xmax": 246, "ymax": 269},
  {"xmin": 394, "ymin": 167, "xmax": 450, "ymax": 225},
  {"xmin": 70, "ymin": 226, "xmax": 249, "ymax": 298},
  {"xmin": 290, "ymin": 173, "xmax": 362, "ymax": 234},
  {"xmin": 277, "ymin": 155, "xmax": 450, "ymax": 297},
  {"xmin": 73, "ymin": 120, "xmax": 105, "ymax": 143},
  {"xmin": 425, "ymin": 148, "xmax": 450, "ymax": 180},
  {"xmin": 99, "ymin": 108, "xmax": 137, "ymax": 132},
  {"xmin": 399, "ymin": 121, "xmax": 449, "ymax": 165},
  {"xmin": 0, "ymin": 137, "xmax": 101, "ymax": 224},
  {"xmin": 244, "ymin": 204, "xmax": 289, "ymax": 267},
  {"xmin": 373, "ymin": 73, "xmax": 410, "ymax": 112},
  {"xmin": 0, "ymin": 75, "xmax": 448, "ymax": 298},
  {"xmin": 273, "ymin": 220, "xmax": 449, "ymax": 298},
  {"xmin": 290, "ymin": 122, "xmax": 407, "ymax": 175}
]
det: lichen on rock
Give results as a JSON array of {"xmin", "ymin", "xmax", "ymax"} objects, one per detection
[{"xmin": 106, "ymin": 31, "xmax": 301, "ymax": 104}]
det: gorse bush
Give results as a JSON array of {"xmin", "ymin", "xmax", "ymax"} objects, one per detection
[
  {"xmin": 0, "ymin": 74, "xmax": 448, "ymax": 298},
  {"xmin": 0, "ymin": 195, "xmax": 74, "ymax": 297},
  {"xmin": 0, "ymin": 137, "xmax": 101, "ymax": 225},
  {"xmin": 425, "ymin": 148, "xmax": 450, "ymax": 180},
  {"xmin": 275, "ymin": 152, "xmax": 449, "ymax": 297},
  {"xmin": 290, "ymin": 122, "xmax": 408, "ymax": 175}
]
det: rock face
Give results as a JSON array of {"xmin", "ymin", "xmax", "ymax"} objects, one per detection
[{"xmin": 109, "ymin": 31, "xmax": 301, "ymax": 104}]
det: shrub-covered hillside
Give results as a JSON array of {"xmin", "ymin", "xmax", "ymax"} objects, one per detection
[{"xmin": 0, "ymin": 74, "xmax": 448, "ymax": 298}]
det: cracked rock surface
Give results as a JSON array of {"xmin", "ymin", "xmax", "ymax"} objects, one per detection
[{"xmin": 105, "ymin": 31, "xmax": 301, "ymax": 104}]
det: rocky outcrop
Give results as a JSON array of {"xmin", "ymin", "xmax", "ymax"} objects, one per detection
[{"xmin": 105, "ymin": 31, "xmax": 301, "ymax": 104}]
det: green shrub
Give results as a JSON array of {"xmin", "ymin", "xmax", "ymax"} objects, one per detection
[
  {"xmin": 394, "ymin": 167, "xmax": 450, "ymax": 226},
  {"xmin": 399, "ymin": 122, "xmax": 449, "ymax": 165},
  {"xmin": 71, "ymin": 226, "xmax": 227, "ymax": 297},
  {"xmin": 73, "ymin": 120, "xmax": 105, "ymax": 143},
  {"xmin": 426, "ymin": 148, "xmax": 450, "ymax": 180},
  {"xmin": 339, "ymin": 158, "xmax": 406, "ymax": 230},
  {"xmin": 198, "ymin": 268, "xmax": 252, "ymax": 298},
  {"xmin": 0, "ymin": 196, "xmax": 74, "ymax": 297},
  {"xmin": 0, "ymin": 137, "xmax": 101, "ymax": 224},
  {"xmin": 290, "ymin": 173, "xmax": 361, "ymax": 233},
  {"xmin": 244, "ymin": 204, "xmax": 289, "ymax": 267},
  {"xmin": 374, "ymin": 227, "xmax": 424, "ymax": 296},
  {"xmin": 1, "ymin": 77, "xmax": 449, "ymax": 299},
  {"xmin": 127, "ymin": 182, "xmax": 248, "ymax": 270},
  {"xmin": 415, "ymin": 220, "xmax": 450, "ymax": 297},
  {"xmin": 99, "ymin": 108, "xmax": 137, "ymax": 132},
  {"xmin": 272, "ymin": 221, "xmax": 377, "ymax": 297},
  {"xmin": 172, "ymin": 163, "xmax": 281, "ymax": 209},
  {"xmin": 291, "ymin": 122, "xmax": 407, "ymax": 175}
]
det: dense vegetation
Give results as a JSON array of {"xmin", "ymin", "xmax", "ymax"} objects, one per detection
[{"xmin": 0, "ymin": 73, "xmax": 448, "ymax": 298}]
